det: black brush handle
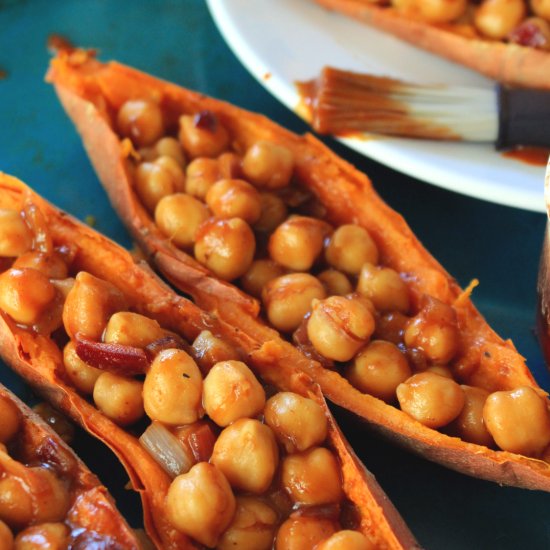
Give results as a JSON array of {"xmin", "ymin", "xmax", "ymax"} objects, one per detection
[{"xmin": 497, "ymin": 86, "xmax": 550, "ymax": 150}]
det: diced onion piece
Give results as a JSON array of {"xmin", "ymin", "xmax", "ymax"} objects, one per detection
[{"xmin": 139, "ymin": 421, "xmax": 194, "ymax": 478}]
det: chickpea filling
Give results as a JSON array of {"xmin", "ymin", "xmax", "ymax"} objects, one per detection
[
  {"xmin": 110, "ymin": 99, "xmax": 550, "ymax": 463},
  {"xmin": 0, "ymin": 205, "xmax": 376, "ymax": 548}
]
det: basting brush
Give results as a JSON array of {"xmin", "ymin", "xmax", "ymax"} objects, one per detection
[{"xmin": 297, "ymin": 66, "xmax": 550, "ymax": 149}]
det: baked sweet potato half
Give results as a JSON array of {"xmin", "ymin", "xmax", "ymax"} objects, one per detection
[
  {"xmin": 47, "ymin": 50, "xmax": 550, "ymax": 493},
  {"xmin": 0, "ymin": 173, "xmax": 419, "ymax": 549},
  {"xmin": 0, "ymin": 381, "xmax": 140, "ymax": 549},
  {"xmin": 312, "ymin": 0, "xmax": 550, "ymax": 90}
]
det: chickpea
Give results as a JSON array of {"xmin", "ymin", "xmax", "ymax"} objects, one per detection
[
  {"xmin": 317, "ymin": 269, "xmax": 353, "ymax": 296},
  {"xmin": 404, "ymin": 296, "xmax": 460, "ymax": 364},
  {"xmin": 62, "ymin": 271, "xmax": 127, "ymax": 340},
  {"xmin": 153, "ymin": 136, "xmax": 186, "ymax": 168},
  {"xmin": 316, "ymin": 530, "xmax": 376, "ymax": 550},
  {"xmin": 264, "ymin": 392, "xmax": 328, "ymax": 453},
  {"xmin": 281, "ymin": 447, "xmax": 343, "ymax": 506},
  {"xmin": 217, "ymin": 496, "xmax": 278, "ymax": 550},
  {"xmin": 347, "ymin": 340, "xmax": 412, "ymax": 402},
  {"xmin": 254, "ymin": 192, "xmax": 288, "ymax": 233},
  {"xmin": 93, "ymin": 372, "xmax": 144, "ymax": 426},
  {"xmin": 13, "ymin": 251, "xmax": 68, "ymax": 279},
  {"xmin": 117, "ymin": 99, "xmax": 164, "ymax": 148},
  {"xmin": 474, "ymin": 0, "xmax": 526, "ymax": 39},
  {"xmin": 178, "ymin": 111, "xmax": 230, "ymax": 159},
  {"xmin": 426, "ymin": 365, "xmax": 453, "ymax": 378},
  {"xmin": 374, "ymin": 311, "xmax": 409, "ymax": 345},
  {"xmin": 154, "ymin": 156, "xmax": 186, "ymax": 190},
  {"xmin": 0, "ymin": 521, "xmax": 13, "ymax": 550},
  {"xmin": 0, "ymin": 268, "xmax": 56, "ymax": 325},
  {"xmin": 0, "ymin": 477, "xmax": 33, "ymax": 528},
  {"xmin": 103, "ymin": 311, "xmax": 166, "ymax": 348},
  {"xmin": 0, "ymin": 395, "xmax": 20, "ymax": 444},
  {"xmin": 135, "ymin": 162, "xmax": 177, "ymax": 213},
  {"xmin": 242, "ymin": 140, "xmax": 294, "ymax": 189},
  {"xmin": 262, "ymin": 273, "xmax": 326, "ymax": 332},
  {"xmin": 211, "ymin": 419, "xmax": 279, "ymax": 493},
  {"xmin": 166, "ymin": 462, "xmax": 236, "ymax": 548},
  {"xmin": 483, "ymin": 386, "xmax": 550, "ymax": 456},
  {"xmin": 185, "ymin": 157, "xmax": 220, "ymax": 199},
  {"xmin": 14, "ymin": 522, "xmax": 68, "ymax": 550},
  {"xmin": 0, "ymin": 209, "xmax": 32, "ymax": 258},
  {"xmin": 532, "ymin": 0, "xmax": 550, "ymax": 21},
  {"xmin": 218, "ymin": 151, "xmax": 243, "ymax": 179},
  {"xmin": 154, "ymin": 193, "xmax": 210, "ymax": 249},
  {"xmin": 63, "ymin": 341, "xmax": 102, "ymax": 394},
  {"xmin": 396, "ymin": 0, "xmax": 468, "ymax": 23},
  {"xmin": 206, "ymin": 178, "xmax": 262, "ymax": 224},
  {"xmin": 307, "ymin": 295, "xmax": 375, "ymax": 362},
  {"xmin": 325, "ymin": 225, "xmax": 378, "ymax": 275},
  {"xmin": 194, "ymin": 217, "xmax": 256, "ymax": 281},
  {"xmin": 241, "ymin": 259, "xmax": 286, "ymax": 299},
  {"xmin": 396, "ymin": 372, "xmax": 465, "ymax": 428},
  {"xmin": 357, "ymin": 263, "xmax": 410, "ymax": 314},
  {"xmin": 191, "ymin": 330, "xmax": 239, "ymax": 374},
  {"xmin": 144, "ymin": 349, "xmax": 204, "ymax": 425},
  {"xmin": 268, "ymin": 216, "xmax": 331, "ymax": 272},
  {"xmin": 203, "ymin": 360, "xmax": 265, "ymax": 426},
  {"xmin": 449, "ymin": 386, "xmax": 494, "ymax": 447},
  {"xmin": 275, "ymin": 517, "xmax": 337, "ymax": 550}
]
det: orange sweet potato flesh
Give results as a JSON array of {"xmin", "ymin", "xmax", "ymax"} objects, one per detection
[
  {"xmin": 314, "ymin": 0, "xmax": 550, "ymax": 90},
  {"xmin": 0, "ymin": 175, "xmax": 420, "ymax": 550},
  {"xmin": 0, "ymin": 382, "xmax": 140, "ymax": 548},
  {"xmin": 46, "ymin": 51, "xmax": 550, "ymax": 493}
]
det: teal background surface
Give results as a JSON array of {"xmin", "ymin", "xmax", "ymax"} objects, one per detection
[{"xmin": 0, "ymin": 1, "xmax": 549, "ymax": 548}]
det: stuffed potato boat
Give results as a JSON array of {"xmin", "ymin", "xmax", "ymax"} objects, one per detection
[
  {"xmin": 0, "ymin": 173, "xmax": 419, "ymax": 549},
  {"xmin": 312, "ymin": 0, "xmax": 550, "ymax": 90},
  {"xmin": 47, "ymin": 50, "xmax": 550, "ymax": 493},
  {"xmin": 0, "ymin": 382, "xmax": 140, "ymax": 549}
]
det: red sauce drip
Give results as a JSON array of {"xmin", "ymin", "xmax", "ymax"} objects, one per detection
[{"xmin": 502, "ymin": 147, "xmax": 550, "ymax": 166}]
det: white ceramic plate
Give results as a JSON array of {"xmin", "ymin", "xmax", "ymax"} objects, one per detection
[{"xmin": 207, "ymin": 0, "xmax": 547, "ymax": 213}]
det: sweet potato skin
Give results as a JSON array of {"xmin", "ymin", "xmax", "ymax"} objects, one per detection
[
  {"xmin": 313, "ymin": 0, "xmax": 550, "ymax": 90},
  {"xmin": 0, "ymin": 174, "xmax": 419, "ymax": 550}
]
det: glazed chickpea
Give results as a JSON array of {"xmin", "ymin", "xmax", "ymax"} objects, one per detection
[
  {"xmin": 0, "ymin": 395, "xmax": 20, "ymax": 444},
  {"xmin": 185, "ymin": 157, "xmax": 220, "ymax": 199},
  {"xmin": 317, "ymin": 530, "xmax": 376, "ymax": 550},
  {"xmin": 474, "ymin": 0, "xmax": 526, "ymax": 39},
  {"xmin": 63, "ymin": 341, "xmax": 102, "ymax": 394},
  {"xmin": 153, "ymin": 136, "xmax": 186, "ymax": 168},
  {"xmin": 268, "ymin": 216, "xmax": 331, "ymax": 271},
  {"xmin": 14, "ymin": 522, "xmax": 68, "ymax": 550},
  {"xmin": 404, "ymin": 296, "xmax": 460, "ymax": 364},
  {"xmin": 62, "ymin": 271, "xmax": 128, "ymax": 340},
  {"xmin": 154, "ymin": 193, "xmax": 210, "ymax": 249},
  {"xmin": 275, "ymin": 516, "xmax": 337, "ymax": 550},
  {"xmin": 0, "ymin": 476, "xmax": 33, "ymax": 528},
  {"xmin": 317, "ymin": 269, "xmax": 353, "ymax": 296},
  {"xmin": 206, "ymin": 178, "xmax": 262, "ymax": 224},
  {"xmin": 211, "ymin": 419, "xmax": 279, "ymax": 493},
  {"xmin": 103, "ymin": 311, "xmax": 166, "ymax": 348},
  {"xmin": 347, "ymin": 340, "xmax": 412, "ymax": 402},
  {"xmin": 426, "ymin": 365, "xmax": 454, "ymax": 378},
  {"xmin": 242, "ymin": 140, "xmax": 294, "ymax": 189},
  {"xmin": 0, "ymin": 209, "xmax": 32, "ymax": 257},
  {"xmin": 13, "ymin": 251, "xmax": 68, "ymax": 279},
  {"xmin": 262, "ymin": 273, "xmax": 326, "ymax": 332},
  {"xmin": 203, "ymin": 360, "xmax": 265, "ymax": 426},
  {"xmin": 374, "ymin": 311, "xmax": 409, "ymax": 345},
  {"xmin": 264, "ymin": 392, "xmax": 328, "ymax": 453},
  {"xmin": 325, "ymin": 225, "xmax": 378, "ymax": 275},
  {"xmin": 307, "ymin": 295, "xmax": 375, "ymax": 362},
  {"xmin": 357, "ymin": 263, "xmax": 410, "ymax": 314},
  {"xmin": 405, "ymin": 0, "xmax": 468, "ymax": 23},
  {"xmin": 449, "ymin": 386, "xmax": 494, "ymax": 447},
  {"xmin": 397, "ymin": 372, "xmax": 465, "ymax": 428},
  {"xmin": 254, "ymin": 192, "xmax": 288, "ymax": 232},
  {"xmin": 0, "ymin": 521, "xmax": 13, "ymax": 550},
  {"xmin": 144, "ymin": 349, "xmax": 204, "ymax": 425},
  {"xmin": 0, "ymin": 268, "xmax": 56, "ymax": 325},
  {"xmin": 178, "ymin": 111, "xmax": 230, "ymax": 159},
  {"xmin": 532, "ymin": 0, "xmax": 550, "ymax": 20},
  {"xmin": 117, "ymin": 99, "xmax": 164, "ymax": 148},
  {"xmin": 166, "ymin": 462, "xmax": 236, "ymax": 548},
  {"xmin": 135, "ymin": 162, "xmax": 177, "ymax": 213},
  {"xmin": 281, "ymin": 446, "xmax": 343, "ymax": 506},
  {"xmin": 483, "ymin": 386, "xmax": 550, "ymax": 455},
  {"xmin": 241, "ymin": 259, "xmax": 286, "ymax": 298},
  {"xmin": 194, "ymin": 217, "xmax": 256, "ymax": 281},
  {"xmin": 93, "ymin": 372, "xmax": 144, "ymax": 426},
  {"xmin": 217, "ymin": 496, "xmax": 278, "ymax": 550}
]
